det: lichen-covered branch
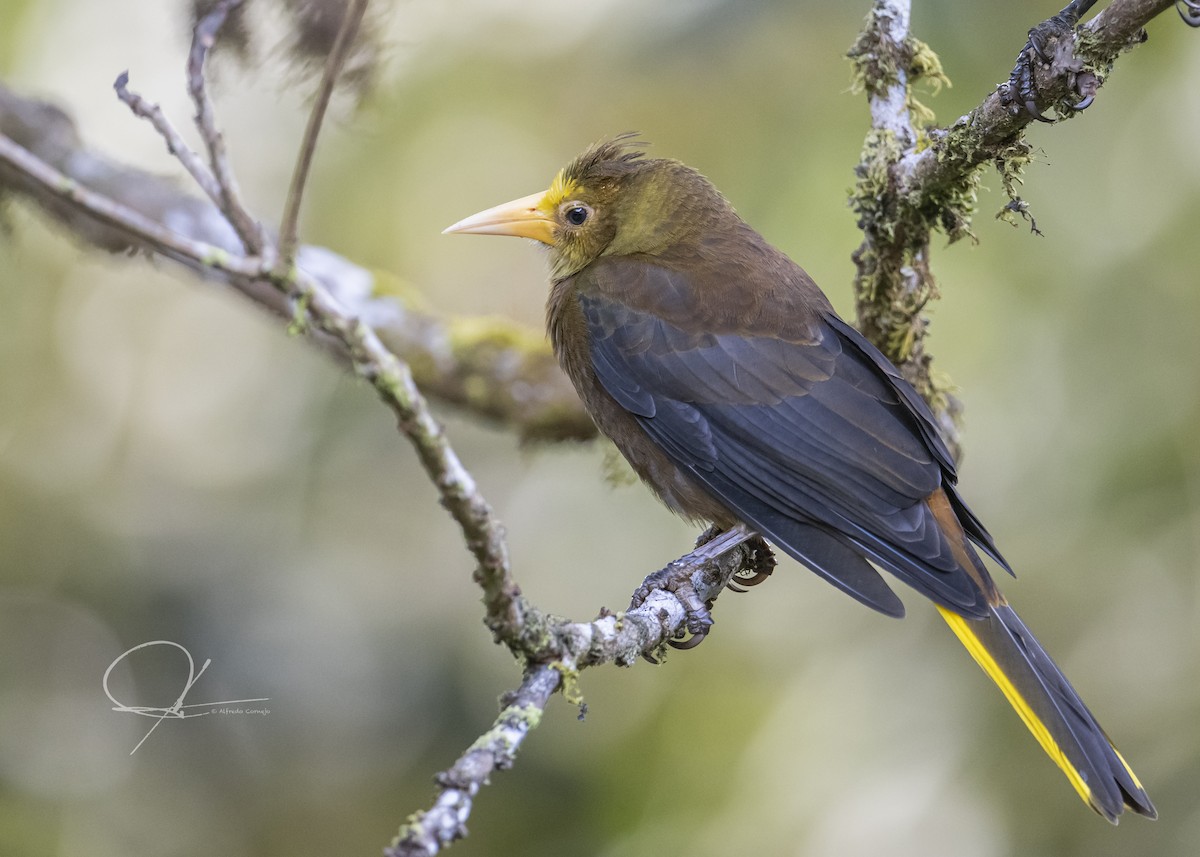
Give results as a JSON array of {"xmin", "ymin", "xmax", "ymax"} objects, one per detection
[
  {"xmin": 387, "ymin": 537, "xmax": 761, "ymax": 857},
  {"xmin": 900, "ymin": 0, "xmax": 1175, "ymax": 197},
  {"xmin": 0, "ymin": 82, "xmax": 593, "ymax": 444},
  {"xmin": 848, "ymin": 0, "xmax": 1180, "ymax": 456},
  {"xmin": 388, "ymin": 665, "xmax": 561, "ymax": 857}
]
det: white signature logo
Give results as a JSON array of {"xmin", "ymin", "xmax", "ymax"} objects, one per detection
[{"xmin": 103, "ymin": 640, "xmax": 270, "ymax": 754}]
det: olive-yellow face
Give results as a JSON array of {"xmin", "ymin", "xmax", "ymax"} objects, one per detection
[
  {"xmin": 444, "ymin": 138, "xmax": 736, "ymax": 280},
  {"xmin": 443, "ymin": 165, "xmax": 624, "ymax": 279},
  {"xmin": 444, "ymin": 137, "xmax": 739, "ymax": 280}
]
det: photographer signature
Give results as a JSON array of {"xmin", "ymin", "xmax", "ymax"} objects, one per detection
[{"xmin": 103, "ymin": 640, "xmax": 270, "ymax": 754}]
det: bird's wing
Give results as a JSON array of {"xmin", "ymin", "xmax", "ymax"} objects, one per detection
[{"xmin": 577, "ymin": 262, "xmax": 1005, "ymax": 617}]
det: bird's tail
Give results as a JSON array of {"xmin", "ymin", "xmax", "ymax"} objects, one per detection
[{"xmin": 936, "ymin": 602, "xmax": 1156, "ymax": 822}]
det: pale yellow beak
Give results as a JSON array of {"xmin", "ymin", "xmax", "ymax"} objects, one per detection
[{"xmin": 442, "ymin": 191, "xmax": 556, "ymax": 245}]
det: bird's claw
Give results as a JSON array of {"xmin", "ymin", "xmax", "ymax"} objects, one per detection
[
  {"xmin": 668, "ymin": 629, "xmax": 709, "ymax": 650},
  {"xmin": 1179, "ymin": 0, "xmax": 1200, "ymax": 27},
  {"xmin": 726, "ymin": 537, "xmax": 777, "ymax": 592},
  {"xmin": 1001, "ymin": 0, "xmax": 1099, "ymax": 122}
]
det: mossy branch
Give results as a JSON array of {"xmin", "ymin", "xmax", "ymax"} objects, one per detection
[{"xmin": 848, "ymin": 0, "xmax": 1178, "ymax": 457}]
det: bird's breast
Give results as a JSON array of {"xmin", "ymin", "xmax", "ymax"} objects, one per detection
[{"xmin": 546, "ymin": 278, "xmax": 735, "ymax": 526}]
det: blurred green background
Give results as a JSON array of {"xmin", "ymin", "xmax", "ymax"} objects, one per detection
[{"xmin": 2, "ymin": 1, "xmax": 1198, "ymax": 855}]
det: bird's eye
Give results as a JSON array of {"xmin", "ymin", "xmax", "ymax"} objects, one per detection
[{"xmin": 563, "ymin": 203, "xmax": 591, "ymax": 227}]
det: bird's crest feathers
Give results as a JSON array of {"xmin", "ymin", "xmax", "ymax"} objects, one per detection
[
  {"xmin": 556, "ymin": 134, "xmax": 648, "ymax": 197},
  {"xmin": 540, "ymin": 136, "xmax": 647, "ymax": 231}
]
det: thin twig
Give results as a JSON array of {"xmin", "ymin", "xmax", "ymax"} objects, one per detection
[
  {"xmin": 113, "ymin": 70, "xmax": 222, "ymax": 202},
  {"xmin": 0, "ymin": 132, "xmax": 260, "ymax": 279},
  {"xmin": 186, "ymin": 0, "xmax": 266, "ymax": 254},
  {"xmin": 277, "ymin": 0, "xmax": 370, "ymax": 269}
]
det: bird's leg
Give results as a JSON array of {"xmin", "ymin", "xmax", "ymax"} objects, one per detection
[
  {"xmin": 630, "ymin": 522, "xmax": 759, "ymax": 651},
  {"xmin": 690, "ymin": 521, "xmax": 757, "ymax": 560},
  {"xmin": 1002, "ymin": 0, "xmax": 1099, "ymax": 122},
  {"xmin": 1179, "ymin": 0, "xmax": 1200, "ymax": 27}
]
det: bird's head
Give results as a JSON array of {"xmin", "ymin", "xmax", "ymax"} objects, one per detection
[{"xmin": 444, "ymin": 136, "xmax": 730, "ymax": 279}]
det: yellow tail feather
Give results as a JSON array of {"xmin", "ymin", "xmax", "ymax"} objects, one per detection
[{"xmin": 936, "ymin": 605, "xmax": 1094, "ymax": 807}]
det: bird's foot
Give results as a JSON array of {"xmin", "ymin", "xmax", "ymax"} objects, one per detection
[
  {"xmin": 1001, "ymin": 0, "xmax": 1099, "ymax": 122},
  {"xmin": 726, "ymin": 536, "xmax": 777, "ymax": 593},
  {"xmin": 1179, "ymin": 0, "xmax": 1200, "ymax": 27},
  {"xmin": 630, "ymin": 523, "xmax": 757, "ymax": 652},
  {"xmin": 631, "ymin": 562, "xmax": 715, "ymax": 653}
]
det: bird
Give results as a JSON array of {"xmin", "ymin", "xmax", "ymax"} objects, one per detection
[{"xmin": 443, "ymin": 136, "xmax": 1155, "ymax": 823}]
